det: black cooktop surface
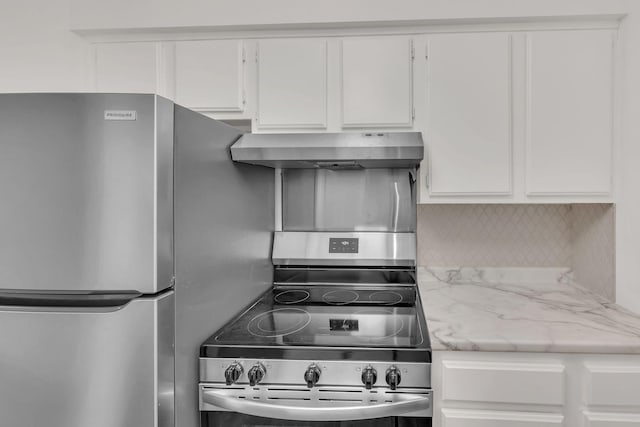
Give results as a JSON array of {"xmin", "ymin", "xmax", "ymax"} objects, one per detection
[{"xmin": 201, "ymin": 286, "xmax": 431, "ymax": 362}]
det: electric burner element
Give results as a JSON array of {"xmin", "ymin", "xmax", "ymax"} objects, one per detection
[
  {"xmin": 322, "ymin": 290, "xmax": 359, "ymax": 305},
  {"xmin": 368, "ymin": 291, "xmax": 403, "ymax": 305},
  {"xmin": 354, "ymin": 308, "xmax": 405, "ymax": 340},
  {"xmin": 247, "ymin": 308, "xmax": 311, "ymax": 338},
  {"xmin": 274, "ymin": 290, "xmax": 310, "ymax": 304}
]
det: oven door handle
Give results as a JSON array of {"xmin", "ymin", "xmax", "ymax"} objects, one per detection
[{"xmin": 202, "ymin": 388, "xmax": 430, "ymax": 421}]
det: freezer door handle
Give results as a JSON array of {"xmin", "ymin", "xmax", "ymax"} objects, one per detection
[
  {"xmin": 0, "ymin": 291, "xmax": 142, "ymax": 309},
  {"xmin": 202, "ymin": 388, "xmax": 430, "ymax": 421}
]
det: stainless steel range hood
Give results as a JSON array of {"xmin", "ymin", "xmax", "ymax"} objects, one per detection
[{"xmin": 230, "ymin": 132, "xmax": 424, "ymax": 169}]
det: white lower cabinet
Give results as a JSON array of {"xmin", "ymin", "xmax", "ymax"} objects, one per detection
[
  {"xmin": 433, "ymin": 352, "xmax": 640, "ymax": 427},
  {"xmin": 442, "ymin": 409, "xmax": 563, "ymax": 427}
]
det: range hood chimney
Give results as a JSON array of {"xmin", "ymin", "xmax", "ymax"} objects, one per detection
[{"xmin": 230, "ymin": 132, "xmax": 424, "ymax": 169}]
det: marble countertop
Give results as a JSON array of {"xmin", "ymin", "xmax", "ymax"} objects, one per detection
[{"xmin": 419, "ymin": 267, "xmax": 640, "ymax": 354}]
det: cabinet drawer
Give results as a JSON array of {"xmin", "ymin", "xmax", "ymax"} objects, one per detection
[
  {"xmin": 584, "ymin": 364, "xmax": 640, "ymax": 406},
  {"xmin": 442, "ymin": 409, "xmax": 563, "ymax": 427},
  {"xmin": 584, "ymin": 411, "xmax": 640, "ymax": 427},
  {"xmin": 442, "ymin": 360, "xmax": 565, "ymax": 405}
]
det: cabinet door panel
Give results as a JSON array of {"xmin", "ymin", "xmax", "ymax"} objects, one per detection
[
  {"xmin": 256, "ymin": 39, "xmax": 327, "ymax": 129},
  {"xmin": 95, "ymin": 43, "xmax": 159, "ymax": 94},
  {"xmin": 525, "ymin": 30, "xmax": 614, "ymax": 195},
  {"xmin": 341, "ymin": 36, "xmax": 413, "ymax": 127},
  {"xmin": 584, "ymin": 364, "xmax": 640, "ymax": 406},
  {"xmin": 175, "ymin": 40, "xmax": 244, "ymax": 111},
  {"xmin": 426, "ymin": 33, "xmax": 512, "ymax": 195},
  {"xmin": 442, "ymin": 409, "xmax": 563, "ymax": 427}
]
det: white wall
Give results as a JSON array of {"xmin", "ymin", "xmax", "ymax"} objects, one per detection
[{"xmin": 0, "ymin": 0, "xmax": 90, "ymax": 92}]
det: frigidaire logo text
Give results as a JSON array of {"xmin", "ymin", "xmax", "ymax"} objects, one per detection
[{"xmin": 104, "ymin": 110, "xmax": 137, "ymax": 121}]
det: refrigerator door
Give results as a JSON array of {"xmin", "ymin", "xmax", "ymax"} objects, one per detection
[
  {"xmin": 0, "ymin": 93, "xmax": 174, "ymax": 294},
  {"xmin": 0, "ymin": 291, "xmax": 174, "ymax": 427},
  {"xmin": 173, "ymin": 105, "xmax": 275, "ymax": 427}
]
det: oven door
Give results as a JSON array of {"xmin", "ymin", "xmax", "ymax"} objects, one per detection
[{"xmin": 200, "ymin": 385, "xmax": 431, "ymax": 427}]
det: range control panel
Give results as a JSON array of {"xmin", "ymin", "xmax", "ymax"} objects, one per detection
[
  {"xmin": 329, "ymin": 237, "xmax": 359, "ymax": 254},
  {"xmin": 200, "ymin": 358, "xmax": 431, "ymax": 389}
]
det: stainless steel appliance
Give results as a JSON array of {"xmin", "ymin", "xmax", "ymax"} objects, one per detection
[
  {"xmin": 199, "ymin": 133, "xmax": 431, "ymax": 426},
  {"xmin": 0, "ymin": 93, "xmax": 274, "ymax": 427}
]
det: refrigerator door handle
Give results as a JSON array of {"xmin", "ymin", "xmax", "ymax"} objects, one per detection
[{"xmin": 0, "ymin": 291, "xmax": 142, "ymax": 309}]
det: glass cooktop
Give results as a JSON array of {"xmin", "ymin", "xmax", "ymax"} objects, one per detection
[{"xmin": 201, "ymin": 286, "xmax": 431, "ymax": 362}]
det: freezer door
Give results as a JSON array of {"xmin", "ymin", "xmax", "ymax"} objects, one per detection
[
  {"xmin": 0, "ymin": 291, "xmax": 174, "ymax": 427},
  {"xmin": 0, "ymin": 93, "xmax": 174, "ymax": 294}
]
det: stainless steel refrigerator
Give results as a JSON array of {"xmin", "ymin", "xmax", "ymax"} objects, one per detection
[{"xmin": 0, "ymin": 93, "xmax": 274, "ymax": 427}]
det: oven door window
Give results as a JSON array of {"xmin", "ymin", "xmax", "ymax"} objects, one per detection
[{"xmin": 201, "ymin": 412, "xmax": 429, "ymax": 427}]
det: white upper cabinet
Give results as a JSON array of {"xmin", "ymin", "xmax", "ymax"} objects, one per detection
[
  {"xmin": 95, "ymin": 42, "xmax": 163, "ymax": 94},
  {"xmin": 256, "ymin": 39, "xmax": 327, "ymax": 129},
  {"xmin": 525, "ymin": 30, "xmax": 615, "ymax": 196},
  {"xmin": 175, "ymin": 40, "xmax": 245, "ymax": 112},
  {"xmin": 341, "ymin": 36, "xmax": 414, "ymax": 128},
  {"xmin": 425, "ymin": 33, "xmax": 512, "ymax": 196}
]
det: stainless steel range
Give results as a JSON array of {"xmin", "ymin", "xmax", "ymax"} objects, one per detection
[{"xmin": 199, "ymin": 133, "xmax": 431, "ymax": 426}]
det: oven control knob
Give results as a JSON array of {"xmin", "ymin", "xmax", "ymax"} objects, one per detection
[
  {"xmin": 304, "ymin": 364, "xmax": 321, "ymax": 388},
  {"xmin": 385, "ymin": 366, "xmax": 401, "ymax": 390},
  {"xmin": 224, "ymin": 362, "xmax": 244, "ymax": 386},
  {"xmin": 361, "ymin": 365, "xmax": 378, "ymax": 389},
  {"xmin": 248, "ymin": 363, "xmax": 266, "ymax": 386}
]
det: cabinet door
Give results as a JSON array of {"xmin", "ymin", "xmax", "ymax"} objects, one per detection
[
  {"xmin": 256, "ymin": 39, "xmax": 327, "ymax": 129},
  {"xmin": 426, "ymin": 33, "xmax": 512, "ymax": 196},
  {"xmin": 175, "ymin": 40, "xmax": 244, "ymax": 111},
  {"xmin": 525, "ymin": 30, "xmax": 614, "ymax": 196},
  {"xmin": 341, "ymin": 36, "xmax": 413, "ymax": 127},
  {"xmin": 95, "ymin": 42, "xmax": 160, "ymax": 94}
]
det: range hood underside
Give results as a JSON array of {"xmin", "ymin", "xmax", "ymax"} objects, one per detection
[{"xmin": 230, "ymin": 132, "xmax": 424, "ymax": 169}]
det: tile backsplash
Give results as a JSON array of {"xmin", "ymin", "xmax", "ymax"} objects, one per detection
[
  {"xmin": 417, "ymin": 204, "xmax": 615, "ymax": 300},
  {"xmin": 571, "ymin": 204, "xmax": 615, "ymax": 301},
  {"xmin": 417, "ymin": 204, "xmax": 572, "ymax": 267}
]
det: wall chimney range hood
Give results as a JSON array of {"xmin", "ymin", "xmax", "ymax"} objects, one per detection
[{"xmin": 230, "ymin": 132, "xmax": 424, "ymax": 169}]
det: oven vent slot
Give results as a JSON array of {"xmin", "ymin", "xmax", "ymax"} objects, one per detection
[
  {"xmin": 385, "ymin": 390, "xmax": 430, "ymax": 395},
  {"xmin": 265, "ymin": 387, "xmax": 312, "ymax": 402},
  {"xmin": 267, "ymin": 397, "xmax": 311, "ymax": 401},
  {"xmin": 317, "ymin": 388, "xmax": 366, "ymax": 403}
]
